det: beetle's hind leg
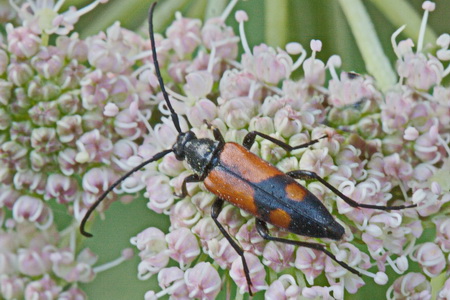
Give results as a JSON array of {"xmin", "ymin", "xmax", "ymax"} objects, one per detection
[
  {"xmin": 287, "ymin": 170, "xmax": 417, "ymax": 210},
  {"xmin": 255, "ymin": 219, "xmax": 361, "ymax": 275},
  {"xmin": 243, "ymin": 131, "xmax": 327, "ymax": 150},
  {"xmin": 211, "ymin": 197, "xmax": 254, "ymax": 296}
]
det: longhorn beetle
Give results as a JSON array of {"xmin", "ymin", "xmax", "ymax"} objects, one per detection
[{"xmin": 80, "ymin": 2, "xmax": 417, "ymax": 295}]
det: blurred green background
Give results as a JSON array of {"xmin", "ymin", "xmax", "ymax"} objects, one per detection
[{"xmin": 68, "ymin": 0, "xmax": 450, "ymax": 299}]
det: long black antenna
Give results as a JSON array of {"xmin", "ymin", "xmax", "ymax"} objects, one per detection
[
  {"xmin": 80, "ymin": 150, "xmax": 172, "ymax": 237},
  {"xmin": 80, "ymin": 2, "xmax": 177, "ymax": 237},
  {"xmin": 148, "ymin": 2, "xmax": 182, "ymax": 134}
]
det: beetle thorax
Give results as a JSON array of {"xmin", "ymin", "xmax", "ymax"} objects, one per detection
[{"xmin": 184, "ymin": 138, "xmax": 221, "ymax": 176}]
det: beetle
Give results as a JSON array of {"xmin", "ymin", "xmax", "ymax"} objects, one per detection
[{"xmin": 80, "ymin": 2, "xmax": 417, "ymax": 295}]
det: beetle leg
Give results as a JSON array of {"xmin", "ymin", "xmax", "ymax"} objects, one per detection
[
  {"xmin": 287, "ymin": 170, "xmax": 417, "ymax": 210},
  {"xmin": 243, "ymin": 131, "xmax": 327, "ymax": 151},
  {"xmin": 204, "ymin": 120, "xmax": 225, "ymax": 145},
  {"xmin": 211, "ymin": 197, "xmax": 254, "ymax": 296},
  {"xmin": 255, "ymin": 219, "xmax": 361, "ymax": 275},
  {"xmin": 174, "ymin": 174, "xmax": 202, "ymax": 198}
]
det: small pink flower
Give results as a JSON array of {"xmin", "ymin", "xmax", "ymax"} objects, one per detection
[
  {"xmin": 157, "ymin": 267, "xmax": 189, "ymax": 299},
  {"xmin": 31, "ymin": 127, "xmax": 61, "ymax": 153},
  {"xmin": 81, "ymin": 167, "xmax": 117, "ymax": 205},
  {"xmin": 80, "ymin": 70, "xmax": 111, "ymax": 110},
  {"xmin": 186, "ymin": 99, "xmax": 217, "ymax": 127},
  {"xmin": 184, "ymin": 71, "xmax": 214, "ymax": 99},
  {"xmin": 158, "ymin": 152, "xmax": 185, "ymax": 177},
  {"xmin": 242, "ymin": 44, "xmax": 293, "ymax": 85},
  {"xmin": 131, "ymin": 227, "xmax": 170, "ymax": 280},
  {"xmin": 17, "ymin": 245, "xmax": 54, "ymax": 276},
  {"xmin": 170, "ymin": 199, "xmax": 201, "ymax": 229},
  {"xmin": 265, "ymin": 275, "xmax": 301, "ymax": 300},
  {"xmin": 29, "ymin": 101, "xmax": 61, "ymax": 126},
  {"xmin": 31, "ymin": 46, "xmax": 64, "ymax": 79},
  {"xmin": 103, "ymin": 102, "xmax": 119, "ymax": 117},
  {"xmin": 131, "ymin": 227, "xmax": 168, "ymax": 259},
  {"xmin": 58, "ymin": 287, "xmax": 87, "ymax": 300},
  {"xmin": 380, "ymin": 91, "xmax": 414, "ymax": 133},
  {"xmin": 302, "ymin": 285, "xmax": 335, "ymax": 299},
  {"xmin": 113, "ymin": 108, "xmax": 147, "ymax": 140},
  {"xmin": 6, "ymin": 25, "xmax": 41, "ymax": 58},
  {"xmin": 56, "ymin": 115, "xmax": 83, "ymax": 144},
  {"xmin": 389, "ymin": 272, "xmax": 432, "ymax": 300},
  {"xmin": 0, "ymin": 252, "xmax": 18, "ymax": 275},
  {"xmin": 12, "ymin": 195, "xmax": 52, "ymax": 228},
  {"xmin": 437, "ymin": 277, "xmax": 450, "ymax": 300},
  {"xmin": 230, "ymin": 252, "xmax": 267, "ymax": 294},
  {"xmin": 218, "ymin": 96, "xmax": 255, "ymax": 129},
  {"xmin": 303, "ymin": 57, "xmax": 326, "ymax": 86},
  {"xmin": 410, "ymin": 242, "xmax": 446, "ymax": 277},
  {"xmin": 24, "ymin": 275, "xmax": 62, "ymax": 300},
  {"xmin": 0, "ymin": 275, "xmax": 25, "ymax": 300},
  {"xmin": 433, "ymin": 216, "xmax": 450, "ymax": 251},
  {"xmin": 274, "ymin": 106, "xmax": 303, "ymax": 138},
  {"xmin": 207, "ymin": 237, "xmax": 239, "ymax": 269},
  {"xmin": 294, "ymin": 247, "xmax": 326, "ymax": 282},
  {"xmin": 235, "ymin": 219, "xmax": 265, "ymax": 255},
  {"xmin": 404, "ymin": 126, "xmax": 419, "ymax": 141},
  {"xmin": 397, "ymin": 53, "xmax": 443, "ymax": 90},
  {"xmin": 77, "ymin": 129, "xmax": 113, "ymax": 164},
  {"xmin": 185, "ymin": 262, "xmax": 221, "ymax": 300},
  {"xmin": 58, "ymin": 148, "xmax": 81, "ymax": 176},
  {"xmin": 325, "ymin": 243, "xmax": 368, "ymax": 294},
  {"xmin": 146, "ymin": 174, "xmax": 174, "ymax": 214},
  {"xmin": 262, "ymin": 241, "xmax": 295, "ymax": 273},
  {"xmin": 201, "ymin": 17, "xmax": 238, "ymax": 60},
  {"xmin": 86, "ymin": 23, "xmax": 134, "ymax": 73},
  {"xmin": 299, "ymin": 148, "xmax": 336, "ymax": 178},
  {"xmin": 383, "ymin": 153, "xmax": 413, "ymax": 181},
  {"xmin": 166, "ymin": 227, "xmax": 200, "ymax": 267},
  {"xmin": 192, "ymin": 217, "xmax": 221, "ymax": 248},
  {"xmin": 166, "ymin": 14, "xmax": 201, "ymax": 58},
  {"xmin": 51, "ymin": 248, "xmax": 97, "ymax": 283},
  {"xmin": 45, "ymin": 174, "xmax": 78, "ymax": 204},
  {"xmin": 56, "ymin": 35, "xmax": 88, "ymax": 61},
  {"xmin": 328, "ymin": 72, "xmax": 378, "ymax": 107}
]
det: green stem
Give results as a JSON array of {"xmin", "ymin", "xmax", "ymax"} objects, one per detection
[
  {"xmin": 338, "ymin": 0, "xmax": 396, "ymax": 91},
  {"xmin": 204, "ymin": 0, "xmax": 228, "ymax": 20},
  {"xmin": 369, "ymin": 0, "xmax": 437, "ymax": 46},
  {"xmin": 185, "ymin": 0, "xmax": 207, "ymax": 19},
  {"xmin": 264, "ymin": 0, "xmax": 289, "ymax": 48},
  {"xmin": 41, "ymin": 33, "xmax": 49, "ymax": 47},
  {"xmin": 79, "ymin": 0, "xmax": 190, "ymax": 37}
]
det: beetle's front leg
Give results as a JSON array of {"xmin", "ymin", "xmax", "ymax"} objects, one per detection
[
  {"xmin": 174, "ymin": 174, "xmax": 202, "ymax": 198},
  {"xmin": 203, "ymin": 120, "xmax": 225, "ymax": 145}
]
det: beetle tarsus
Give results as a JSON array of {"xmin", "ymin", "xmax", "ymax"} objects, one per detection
[{"xmin": 255, "ymin": 219, "xmax": 361, "ymax": 276}]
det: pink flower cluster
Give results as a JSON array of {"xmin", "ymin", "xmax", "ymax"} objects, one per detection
[{"xmin": 0, "ymin": 0, "xmax": 146, "ymax": 298}]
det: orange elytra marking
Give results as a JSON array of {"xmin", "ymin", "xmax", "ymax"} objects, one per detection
[
  {"xmin": 269, "ymin": 209, "xmax": 291, "ymax": 229},
  {"xmin": 285, "ymin": 182, "xmax": 307, "ymax": 202},
  {"xmin": 204, "ymin": 169, "xmax": 258, "ymax": 215},
  {"xmin": 219, "ymin": 142, "xmax": 284, "ymax": 183}
]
